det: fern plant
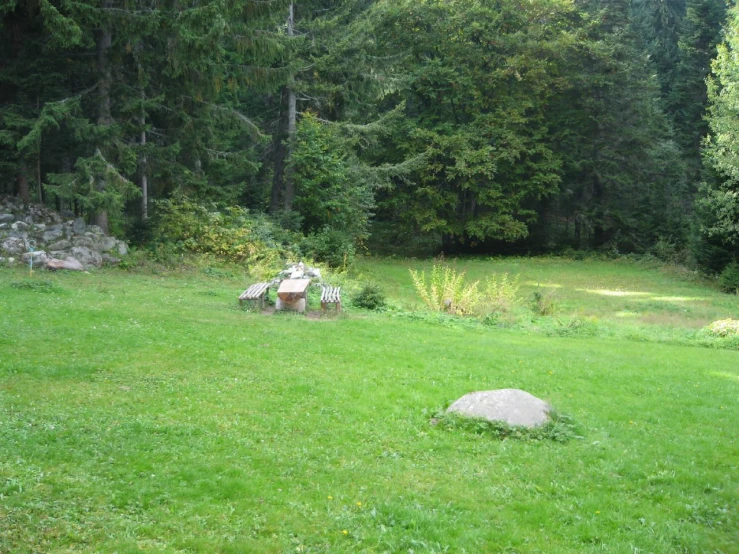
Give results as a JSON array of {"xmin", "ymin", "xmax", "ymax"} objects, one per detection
[{"xmin": 409, "ymin": 265, "xmax": 481, "ymax": 315}]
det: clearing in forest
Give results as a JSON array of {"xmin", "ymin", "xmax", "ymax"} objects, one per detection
[{"xmin": 0, "ymin": 258, "xmax": 737, "ymax": 553}]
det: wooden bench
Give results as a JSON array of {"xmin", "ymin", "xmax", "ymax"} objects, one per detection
[
  {"xmin": 239, "ymin": 282, "xmax": 270, "ymax": 309},
  {"xmin": 321, "ymin": 285, "xmax": 341, "ymax": 312}
]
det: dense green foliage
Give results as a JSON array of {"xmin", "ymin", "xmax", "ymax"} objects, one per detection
[
  {"xmin": 719, "ymin": 262, "xmax": 739, "ymax": 294},
  {"xmin": 2, "ymin": 0, "xmax": 739, "ymax": 277},
  {"xmin": 151, "ymin": 197, "xmax": 297, "ymax": 266},
  {"xmin": 351, "ymin": 282, "xmax": 386, "ymax": 310},
  {"xmin": 700, "ymin": 2, "xmax": 739, "ymax": 273}
]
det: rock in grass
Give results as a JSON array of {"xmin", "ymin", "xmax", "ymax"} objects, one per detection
[
  {"xmin": 21, "ymin": 250, "xmax": 49, "ymax": 268},
  {"xmin": 70, "ymin": 246, "xmax": 102, "ymax": 268},
  {"xmin": 447, "ymin": 389, "xmax": 550, "ymax": 428},
  {"xmin": 46, "ymin": 257, "xmax": 85, "ymax": 271}
]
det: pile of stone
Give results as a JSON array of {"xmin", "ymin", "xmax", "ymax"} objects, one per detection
[
  {"xmin": 269, "ymin": 262, "xmax": 322, "ymax": 287},
  {"xmin": 0, "ymin": 196, "xmax": 129, "ymax": 271}
]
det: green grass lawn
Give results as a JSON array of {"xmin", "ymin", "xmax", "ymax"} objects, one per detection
[
  {"xmin": 355, "ymin": 257, "xmax": 739, "ymax": 329},
  {"xmin": 0, "ymin": 259, "xmax": 737, "ymax": 553}
]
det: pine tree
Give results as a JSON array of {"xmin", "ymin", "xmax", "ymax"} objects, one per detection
[
  {"xmin": 670, "ymin": 0, "xmax": 727, "ymax": 166},
  {"xmin": 542, "ymin": 0, "xmax": 686, "ymax": 252},
  {"xmin": 631, "ymin": 0, "xmax": 686, "ymax": 97},
  {"xmin": 1, "ymin": 0, "xmax": 289, "ymax": 231},
  {"xmin": 357, "ymin": 0, "xmax": 579, "ymax": 249}
]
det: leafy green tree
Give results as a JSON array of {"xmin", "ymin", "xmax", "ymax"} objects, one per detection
[
  {"xmin": 699, "ymin": 3, "xmax": 739, "ymax": 270},
  {"xmin": 290, "ymin": 111, "xmax": 374, "ymax": 241}
]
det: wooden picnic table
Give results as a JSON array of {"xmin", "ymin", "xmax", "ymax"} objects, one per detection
[{"xmin": 276, "ymin": 278, "xmax": 311, "ymax": 311}]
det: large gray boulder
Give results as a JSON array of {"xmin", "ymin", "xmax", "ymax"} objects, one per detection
[
  {"xmin": 70, "ymin": 246, "xmax": 102, "ymax": 268},
  {"xmin": 0, "ymin": 214, "xmax": 14, "ymax": 224},
  {"xmin": 447, "ymin": 389, "xmax": 550, "ymax": 428},
  {"xmin": 72, "ymin": 217, "xmax": 86, "ymax": 235},
  {"xmin": 1, "ymin": 236, "xmax": 26, "ymax": 255},
  {"xmin": 47, "ymin": 239, "xmax": 72, "ymax": 251},
  {"xmin": 22, "ymin": 250, "xmax": 49, "ymax": 268},
  {"xmin": 47, "ymin": 257, "xmax": 85, "ymax": 271},
  {"xmin": 116, "ymin": 241, "xmax": 128, "ymax": 256},
  {"xmin": 72, "ymin": 235, "xmax": 95, "ymax": 249},
  {"xmin": 42, "ymin": 228, "xmax": 64, "ymax": 242},
  {"xmin": 97, "ymin": 236, "xmax": 118, "ymax": 252}
]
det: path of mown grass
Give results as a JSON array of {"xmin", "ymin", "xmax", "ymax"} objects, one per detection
[{"xmin": 0, "ymin": 264, "xmax": 737, "ymax": 553}]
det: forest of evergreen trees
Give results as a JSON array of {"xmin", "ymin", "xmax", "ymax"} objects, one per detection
[{"xmin": 1, "ymin": 0, "xmax": 738, "ymax": 275}]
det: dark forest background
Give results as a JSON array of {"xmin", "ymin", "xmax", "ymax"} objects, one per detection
[{"xmin": 2, "ymin": 0, "xmax": 738, "ymax": 276}]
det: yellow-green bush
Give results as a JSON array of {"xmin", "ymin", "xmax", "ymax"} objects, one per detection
[
  {"xmin": 410, "ymin": 264, "xmax": 520, "ymax": 317},
  {"xmin": 704, "ymin": 318, "xmax": 739, "ymax": 337},
  {"xmin": 153, "ymin": 198, "xmax": 297, "ymax": 270}
]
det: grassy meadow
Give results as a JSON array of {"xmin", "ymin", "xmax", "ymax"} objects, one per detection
[{"xmin": 0, "ymin": 258, "xmax": 737, "ymax": 553}]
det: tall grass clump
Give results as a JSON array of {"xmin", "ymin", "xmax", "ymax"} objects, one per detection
[
  {"xmin": 409, "ymin": 264, "xmax": 520, "ymax": 317},
  {"xmin": 480, "ymin": 272, "xmax": 521, "ymax": 314},
  {"xmin": 410, "ymin": 265, "xmax": 481, "ymax": 315}
]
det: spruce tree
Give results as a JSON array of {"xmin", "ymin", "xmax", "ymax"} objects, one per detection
[
  {"xmin": 670, "ymin": 0, "xmax": 727, "ymax": 169},
  {"xmin": 543, "ymin": 0, "xmax": 686, "ymax": 252}
]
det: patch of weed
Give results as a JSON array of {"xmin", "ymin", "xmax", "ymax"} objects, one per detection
[
  {"xmin": 531, "ymin": 288, "xmax": 558, "ymax": 315},
  {"xmin": 431, "ymin": 411, "xmax": 582, "ymax": 443},
  {"xmin": 203, "ymin": 266, "xmax": 234, "ymax": 278},
  {"xmin": 548, "ymin": 316, "xmax": 600, "ymax": 338},
  {"xmin": 197, "ymin": 289, "xmax": 221, "ymax": 297},
  {"xmin": 10, "ymin": 280, "xmax": 62, "ymax": 293}
]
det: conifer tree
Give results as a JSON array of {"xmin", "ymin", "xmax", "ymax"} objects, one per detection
[
  {"xmin": 670, "ymin": 0, "xmax": 727, "ymax": 169},
  {"xmin": 631, "ymin": 0, "xmax": 686, "ymax": 96},
  {"xmin": 1, "ymin": 0, "xmax": 289, "ymax": 230},
  {"xmin": 360, "ymin": 0, "xmax": 579, "ymax": 249},
  {"xmin": 543, "ymin": 0, "xmax": 686, "ymax": 251}
]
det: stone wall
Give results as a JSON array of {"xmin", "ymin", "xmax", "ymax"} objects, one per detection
[{"xmin": 0, "ymin": 196, "xmax": 129, "ymax": 270}]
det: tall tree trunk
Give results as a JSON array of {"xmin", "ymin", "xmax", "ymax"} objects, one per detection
[
  {"xmin": 17, "ymin": 160, "xmax": 30, "ymax": 202},
  {"xmin": 140, "ymin": 110, "xmax": 148, "ymax": 220},
  {"xmin": 36, "ymin": 153, "xmax": 43, "ymax": 204},
  {"xmin": 270, "ymin": 88, "xmax": 288, "ymax": 213},
  {"xmin": 137, "ymin": 62, "xmax": 148, "ymax": 220},
  {"xmin": 59, "ymin": 156, "xmax": 73, "ymax": 212},
  {"xmin": 36, "ymin": 94, "xmax": 44, "ymax": 204},
  {"xmin": 283, "ymin": 2, "xmax": 297, "ymax": 212},
  {"xmin": 95, "ymin": 7, "xmax": 113, "ymax": 234}
]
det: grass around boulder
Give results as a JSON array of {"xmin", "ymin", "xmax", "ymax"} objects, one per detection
[{"xmin": 0, "ymin": 259, "xmax": 737, "ymax": 553}]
